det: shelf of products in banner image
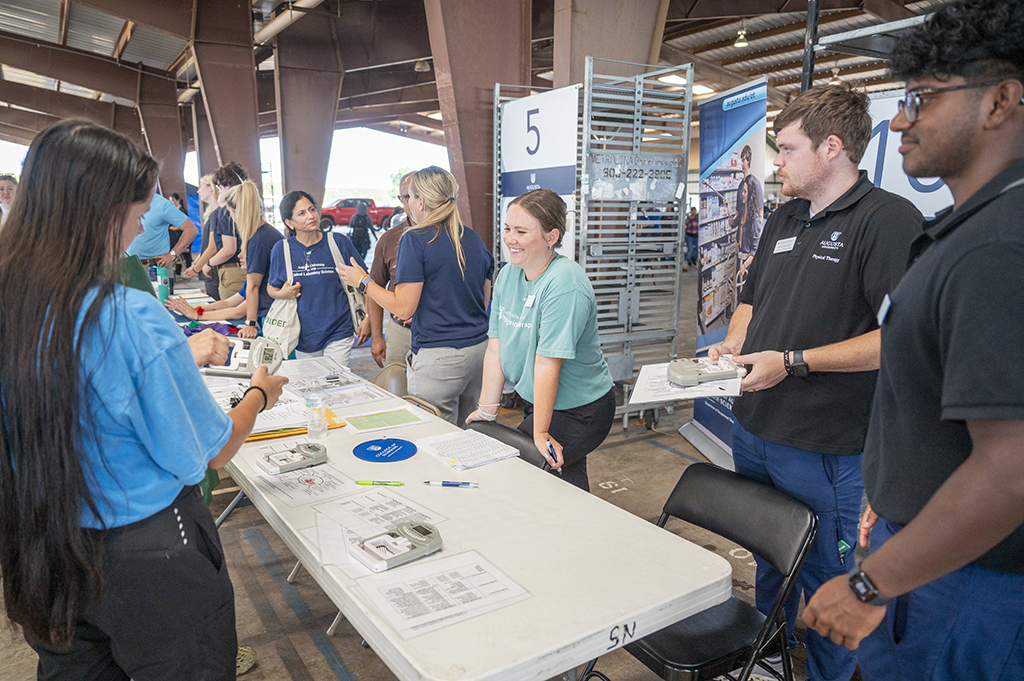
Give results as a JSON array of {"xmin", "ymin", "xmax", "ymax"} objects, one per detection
[{"xmin": 699, "ymin": 234, "xmax": 736, "ymax": 272}]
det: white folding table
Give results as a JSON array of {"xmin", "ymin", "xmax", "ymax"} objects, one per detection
[{"xmin": 224, "ymin": 386, "xmax": 731, "ymax": 681}]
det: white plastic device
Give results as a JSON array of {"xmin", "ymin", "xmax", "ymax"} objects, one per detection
[
  {"xmin": 666, "ymin": 355, "xmax": 746, "ymax": 386},
  {"xmin": 201, "ymin": 336, "xmax": 284, "ymax": 378},
  {"xmin": 349, "ymin": 522, "xmax": 442, "ymax": 573},
  {"xmin": 255, "ymin": 442, "xmax": 328, "ymax": 475}
]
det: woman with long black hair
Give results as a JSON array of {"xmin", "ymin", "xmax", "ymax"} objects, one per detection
[{"xmin": 0, "ymin": 120, "xmax": 287, "ymax": 679}]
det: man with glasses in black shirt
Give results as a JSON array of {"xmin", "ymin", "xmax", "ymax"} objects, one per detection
[
  {"xmin": 805, "ymin": 2, "xmax": 1024, "ymax": 679},
  {"xmin": 709, "ymin": 84, "xmax": 921, "ymax": 681}
]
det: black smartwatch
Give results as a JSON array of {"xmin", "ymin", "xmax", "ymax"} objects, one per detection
[
  {"xmin": 246, "ymin": 320, "xmax": 258, "ymax": 329},
  {"xmin": 849, "ymin": 566, "xmax": 891, "ymax": 606},
  {"xmin": 785, "ymin": 349, "xmax": 810, "ymax": 378},
  {"xmin": 358, "ymin": 275, "xmax": 372, "ymax": 294}
]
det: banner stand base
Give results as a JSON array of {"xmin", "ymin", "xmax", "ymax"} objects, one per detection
[{"xmin": 678, "ymin": 421, "xmax": 734, "ymax": 471}]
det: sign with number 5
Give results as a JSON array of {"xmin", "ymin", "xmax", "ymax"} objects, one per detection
[{"xmin": 500, "ymin": 85, "xmax": 580, "ymax": 196}]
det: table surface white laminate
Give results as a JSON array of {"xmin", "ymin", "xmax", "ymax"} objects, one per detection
[{"xmin": 225, "ymin": 389, "xmax": 732, "ymax": 681}]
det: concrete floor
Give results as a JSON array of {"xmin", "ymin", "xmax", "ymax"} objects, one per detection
[{"xmin": 0, "ymin": 265, "xmax": 820, "ymax": 681}]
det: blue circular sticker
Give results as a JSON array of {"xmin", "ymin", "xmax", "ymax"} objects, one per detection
[{"xmin": 352, "ymin": 438, "xmax": 417, "ymax": 463}]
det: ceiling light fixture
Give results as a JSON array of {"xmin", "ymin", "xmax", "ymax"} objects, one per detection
[
  {"xmin": 734, "ymin": 20, "xmax": 748, "ymax": 48},
  {"xmin": 829, "ymin": 67, "xmax": 842, "ymax": 86},
  {"xmin": 413, "ymin": 59, "xmax": 431, "ymax": 73}
]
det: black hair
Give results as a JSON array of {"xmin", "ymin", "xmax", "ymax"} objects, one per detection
[
  {"xmin": 279, "ymin": 190, "xmax": 317, "ymax": 238},
  {"xmin": 890, "ymin": 0, "xmax": 1024, "ymax": 84},
  {"xmin": 0, "ymin": 120, "xmax": 159, "ymax": 646}
]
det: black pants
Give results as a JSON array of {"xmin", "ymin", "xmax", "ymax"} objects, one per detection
[
  {"xmin": 519, "ymin": 386, "xmax": 616, "ymax": 492},
  {"xmin": 28, "ymin": 486, "xmax": 237, "ymax": 681}
]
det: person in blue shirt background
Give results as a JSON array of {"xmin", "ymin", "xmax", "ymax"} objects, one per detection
[
  {"xmin": 223, "ymin": 180, "xmax": 283, "ymax": 339},
  {"xmin": 268, "ymin": 190, "xmax": 370, "ymax": 368},
  {"xmin": 0, "ymin": 119, "xmax": 287, "ymax": 680},
  {"xmin": 339, "ymin": 166, "xmax": 493, "ymax": 425},
  {"xmin": 125, "ymin": 191, "xmax": 197, "ymax": 269}
]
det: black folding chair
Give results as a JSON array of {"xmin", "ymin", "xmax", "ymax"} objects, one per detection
[{"xmin": 606, "ymin": 462, "xmax": 817, "ymax": 681}]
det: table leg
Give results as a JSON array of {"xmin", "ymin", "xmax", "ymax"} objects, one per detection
[{"xmin": 215, "ymin": 490, "xmax": 246, "ymax": 529}]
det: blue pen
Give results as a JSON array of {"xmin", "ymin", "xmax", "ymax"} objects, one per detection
[
  {"xmin": 423, "ymin": 481, "xmax": 478, "ymax": 488},
  {"xmin": 546, "ymin": 437, "xmax": 563, "ymax": 474}
]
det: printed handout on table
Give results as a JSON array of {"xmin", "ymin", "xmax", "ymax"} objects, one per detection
[
  {"xmin": 324, "ymin": 382, "xmax": 392, "ymax": 410},
  {"xmin": 316, "ymin": 513, "xmax": 354, "ymax": 566},
  {"xmin": 241, "ymin": 441, "xmax": 357, "ymax": 507},
  {"xmin": 313, "ymin": 488, "xmax": 446, "ymax": 541},
  {"xmin": 345, "ymin": 406, "xmax": 428, "ymax": 433},
  {"xmin": 353, "ymin": 550, "xmax": 531, "ymax": 639},
  {"xmin": 418, "ymin": 430, "xmax": 520, "ymax": 470},
  {"xmin": 628, "ymin": 362, "xmax": 742, "ymax": 405},
  {"xmin": 277, "ymin": 357, "xmax": 363, "ymax": 393}
]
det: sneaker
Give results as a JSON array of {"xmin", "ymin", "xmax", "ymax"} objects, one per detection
[{"xmin": 236, "ymin": 646, "xmax": 257, "ymax": 675}]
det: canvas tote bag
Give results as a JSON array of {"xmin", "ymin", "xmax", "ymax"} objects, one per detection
[
  {"xmin": 325, "ymin": 234, "xmax": 367, "ymax": 329},
  {"xmin": 262, "ymin": 239, "xmax": 301, "ymax": 354}
]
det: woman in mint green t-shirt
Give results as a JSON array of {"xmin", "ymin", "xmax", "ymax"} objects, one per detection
[{"xmin": 467, "ymin": 189, "xmax": 615, "ymax": 491}]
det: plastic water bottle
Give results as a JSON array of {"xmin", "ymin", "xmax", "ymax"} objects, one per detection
[{"xmin": 305, "ymin": 384, "xmax": 328, "ymax": 440}]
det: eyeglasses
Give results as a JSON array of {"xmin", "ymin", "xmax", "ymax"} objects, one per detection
[
  {"xmin": 897, "ymin": 80, "xmax": 1019, "ymax": 123},
  {"xmin": 396, "ymin": 194, "xmax": 410, "ymax": 201}
]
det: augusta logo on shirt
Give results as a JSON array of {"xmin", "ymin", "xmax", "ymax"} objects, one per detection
[
  {"xmin": 819, "ymin": 231, "xmax": 844, "ymax": 250},
  {"xmin": 497, "ymin": 305, "xmax": 532, "ymax": 329}
]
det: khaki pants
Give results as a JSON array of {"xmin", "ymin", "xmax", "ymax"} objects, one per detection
[
  {"xmin": 217, "ymin": 265, "xmax": 246, "ymax": 300},
  {"xmin": 407, "ymin": 340, "xmax": 487, "ymax": 426},
  {"xmin": 385, "ymin": 318, "xmax": 412, "ymax": 367}
]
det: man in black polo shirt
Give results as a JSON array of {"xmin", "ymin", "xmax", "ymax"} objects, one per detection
[
  {"xmin": 709, "ymin": 85, "xmax": 921, "ymax": 681},
  {"xmin": 804, "ymin": 2, "xmax": 1024, "ymax": 678}
]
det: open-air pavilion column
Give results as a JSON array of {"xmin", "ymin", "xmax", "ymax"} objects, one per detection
[
  {"xmin": 273, "ymin": 13, "xmax": 344, "ymax": 207},
  {"xmin": 190, "ymin": 102, "xmax": 219, "ymax": 180},
  {"xmin": 138, "ymin": 74, "xmax": 186, "ymax": 200},
  {"xmin": 553, "ymin": 0, "xmax": 669, "ymax": 87},
  {"xmin": 192, "ymin": 0, "xmax": 261, "ymax": 185},
  {"xmin": 424, "ymin": 0, "xmax": 532, "ymax": 250}
]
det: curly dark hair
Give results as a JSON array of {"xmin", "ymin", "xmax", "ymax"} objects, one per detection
[
  {"xmin": 213, "ymin": 160, "xmax": 248, "ymax": 188},
  {"xmin": 889, "ymin": 0, "xmax": 1024, "ymax": 84}
]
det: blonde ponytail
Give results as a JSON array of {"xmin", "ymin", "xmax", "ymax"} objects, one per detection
[
  {"xmin": 407, "ymin": 166, "xmax": 466, "ymax": 273},
  {"xmin": 222, "ymin": 180, "xmax": 264, "ymax": 253}
]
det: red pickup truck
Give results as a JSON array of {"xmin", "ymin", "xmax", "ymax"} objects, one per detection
[{"xmin": 319, "ymin": 198, "xmax": 397, "ymax": 232}]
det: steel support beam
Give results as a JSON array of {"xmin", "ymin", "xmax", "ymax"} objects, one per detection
[
  {"xmin": 801, "ymin": 0, "xmax": 821, "ymax": 92},
  {"xmin": 274, "ymin": 12, "xmax": 343, "ymax": 206},
  {"xmin": 553, "ymin": 0, "xmax": 667, "ymax": 88},
  {"xmin": 138, "ymin": 75, "xmax": 185, "ymax": 199},
  {"xmin": 0, "ymin": 77, "xmax": 139, "ymax": 137},
  {"xmin": 660, "ymin": 43, "xmax": 790, "ymax": 108},
  {"xmin": 0, "ymin": 29, "xmax": 170, "ymax": 103},
  {"xmin": 0, "ymin": 122, "xmax": 36, "ymax": 146},
  {"xmin": 0, "ymin": 106, "xmax": 61, "ymax": 135},
  {"xmin": 366, "ymin": 124, "xmax": 445, "ymax": 147},
  {"xmin": 193, "ymin": 0, "xmax": 261, "ymax": 182},
  {"xmin": 190, "ymin": 102, "xmax": 219, "ymax": 179},
  {"xmin": 424, "ymin": 0, "xmax": 531, "ymax": 248}
]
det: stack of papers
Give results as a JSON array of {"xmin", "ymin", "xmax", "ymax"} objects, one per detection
[
  {"xmin": 418, "ymin": 430, "xmax": 520, "ymax": 470},
  {"xmin": 278, "ymin": 357, "xmax": 364, "ymax": 393}
]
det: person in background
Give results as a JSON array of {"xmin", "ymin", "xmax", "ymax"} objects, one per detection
[
  {"xmin": 166, "ymin": 289, "xmax": 248, "ymax": 322},
  {"xmin": 707, "ymin": 84, "xmax": 922, "ymax": 681},
  {"xmin": 190, "ymin": 174, "xmax": 222, "ymax": 300},
  {"xmin": 223, "ymin": 181, "xmax": 283, "ymax": 340},
  {"xmin": 367, "ymin": 171, "xmax": 415, "ymax": 368},
  {"xmin": 685, "ymin": 205, "xmax": 699, "ymax": 267},
  {"xmin": 0, "ymin": 173, "xmax": 17, "ymax": 226},
  {"xmin": 187, "ymin": 162, "xmax": 247, "ymax": 299},
  {"xmin": 0, "ymin": 119, "xmax": 287, "ymax": 680},
  {"xmin": 349, "ymin": 201, "xmax": 374, "ymax": 260},
  {"xmin": 338, "ymin": 166, "xmax": 493, "ymax": 426},
  {"xmin": 166, "ymin": 192, "xmax": 193, "ymax": 270},
  {"xmin": 467, "ymin": 189, "xmax": 615, "ymax": 491},
  {"xmin": 268, "ymin": 190, "xmax": 370, "ymax": 368},
  {"xmin": 124, "ymin": 191, "xmax": 197, "ymax": 271},
  {"xmin": 805, "ymin": 2, "xmax": 1024, "ymax": 678}
]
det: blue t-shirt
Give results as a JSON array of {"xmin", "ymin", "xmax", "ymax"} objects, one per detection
[
  {"xmin": 267, "ymin": 233, "xmax": 366, "ymax": 353},
  {"xmin": 211, "ymin": 207, "xmax": 242, "ymax": 265},
  {"xmin": 395, "ymin": 225, "xmax": 493, "ymax": 351},
  {"xmin": 77, "ymin": 286, "xmax": 233, "ymax": 528},
  {"xmin": 246, "ymin": 223, "xmax": 284, "ymax": 318},
  {"xmin": 126, "ymin": 193, "xmax": 188, "ymax": 259}
]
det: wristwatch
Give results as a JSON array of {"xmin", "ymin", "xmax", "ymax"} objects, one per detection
[
  {"xmin": 849, "ymin": 566, "xmax": 891, "ymax": 606},
  {"xmin": 785, "ymin": 349, "xmax": 810, "ymax": 378},
  {"xmin": 246, "ymin": 320, "xmax": 258, "ymax": 329},
  {"xmin": 358, "ymin": 275, "xmax": 372, "ymax": 294},
  {"xmin": 169, "ymin": 248, "xmax": 177, "ymax": 258}
]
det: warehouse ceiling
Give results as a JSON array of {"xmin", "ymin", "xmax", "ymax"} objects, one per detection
[{"xmin": 0, "ymin": 0, "xmax": 951, "ymax": 148}]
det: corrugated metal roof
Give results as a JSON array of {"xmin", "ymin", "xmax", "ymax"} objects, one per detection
[
  {"xmin": 66, "ymin": 3, "xmax": 124, "ymax": 56},
  {"xmin": 0, "ymin": 0, "xmax": 61, "ymax": 44},
  {"xmin": 120, "ymin": 24, "xmax": 188, "ymax": 70},
  {"xmin": 1, "ymin": 65, "xmax": 56, "ymax": 91}
]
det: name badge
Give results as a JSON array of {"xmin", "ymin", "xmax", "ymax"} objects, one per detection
[
  {"xmin": 877, "ymin": 294, "xmax": 892, "ymax": 326},
  {"xmin": 773, "ymin": 237, "xmax": 797, "ymax": 254},
  {"xmin": 524, "ymin": 294, "xmax": 536, "ymax": 308}
]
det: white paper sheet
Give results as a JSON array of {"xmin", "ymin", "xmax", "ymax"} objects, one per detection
[
  {"xmin": 417, "ymin": 430, "xmax": 520, "ymax": 470},
  {"xmin": 345, "ymin": 406, "xmax": 429, "ymax": 433},
  {"xmin": 628, "ymin": 362, "xmax": 742, "ymax": 405},
  {"xmin": 278, "ymin": 357, "xmax": 363, "ymax": 392},
  {"xmin": 324, "ymin": 382, "xmax": 393, "ymax": 409},
  {"xmin": 313, "ymin": 488, "xmax": 447, "ymax": 541},
  {"xmin": 354, "ymin": 550, "xmax": 531, "ymax": 639},
  {"xmin": 240, "ymin": 443, "xmax": 357, "ymax": 507},
  {"xmin": 316, "ymin": 513, "xmax": 353, "ymax": 566}
]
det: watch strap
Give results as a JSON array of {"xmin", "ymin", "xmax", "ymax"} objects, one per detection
[{"xmin": 849, "ymin": 566, "xmax": 892, "ymax": 606}]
